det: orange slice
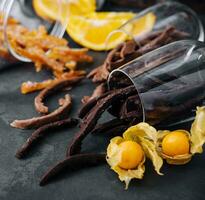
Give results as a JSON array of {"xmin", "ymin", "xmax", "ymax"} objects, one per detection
[
  {"xmin": 67, "ymin": 12, "xmax": 156, "ymax": 51},
  {"xmin": 33, "ymin": 0, "xmax": 96, "ymax": 20},
  {"xmin": 66, "ymin": 12, "xmax": 135, "ymax": 51}
]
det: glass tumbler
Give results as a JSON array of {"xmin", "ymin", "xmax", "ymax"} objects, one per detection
[
  {"xmin": 105, "ymin": 1, "xmax": 204, "ymax": 50},
  {"xmin": 108, "ymin": 40, "xmax": 205, "ymax": 127},
  {"xmin": 0, "ymin": 0, "xmax": 68, "ymax": 62}
]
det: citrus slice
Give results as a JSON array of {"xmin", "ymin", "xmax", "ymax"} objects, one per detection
[
  {"xmin": 87, "ymin": 12, "xmax": 135, "ymax": 20},
  {"xmin": 33, "ymin": 0, "xmax": 96, "ymax": 20},
  {"xmin": 69, "ymin": 0, "xmax": 96, "ymax": 15},
  {"xmin": 131, "ymin": 12, "xmax": 156, "ymax": 36},
  {"xmin": 66, "ymin": 12, "xmax": 135, "ymax": 51}
]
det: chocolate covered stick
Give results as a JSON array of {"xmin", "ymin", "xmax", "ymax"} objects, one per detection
[
  {"xmin": 78, "ymin": 90, "xmax": 113, "ymax": 119},
  {"xmin": 137, "ymin": 26, "xmax": 175, "ymax": 55},
  {"xmin": 90, "ymin": 118, "xmax": 129, "ymax": 135},
  {"xmin": 119, "ymin": 95, "xmax": 142, "ymax": 120},
  {"xmin": 82, "ymin": 83, "xmax": 107, "ymax": 104},
  {"xmin": 16, "ymin": 118, "xmax": 78, "ymax": 159},
  {"xmin": 40, "ymin": 153, "xmax": 106, "ymax": 186},
  {"xmin": 35, "ymin": 77, "xmax": 83, "ymax": 114},
  {"xmin": 11, "ymin": 95, "xmax": 72, "ymax": 129},
  {"xmin": 87, "ymin": 41, "xmax": 139, "ymax": 83},
  {"xmin": 67, "ymin": 85, "xmax": 136, "ymax": 157}
]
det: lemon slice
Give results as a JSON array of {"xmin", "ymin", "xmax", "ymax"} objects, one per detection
[
  {"xmin": 33, "ymin": 0, "xmax": 96, "ymax": 20},
  {"xmin": 66, "ymin": 12, "xmax": 135, "ymax": 51},
  {"xmin": 132, "ymin": 12, "xmax": 156, "ymax": 36}
]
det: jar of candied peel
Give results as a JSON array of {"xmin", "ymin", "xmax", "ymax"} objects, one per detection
[
  {"xmin": 0, "ymin": 0, "xmax": 67, "ymax": 62},
  {"xmin": 0, "ymin": 0, "xmax": 106, "ymax": 62}
]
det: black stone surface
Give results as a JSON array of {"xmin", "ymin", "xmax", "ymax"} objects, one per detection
[{"xmin": 0, "ymin": 3, "xmax": 205, "ymax": 200}]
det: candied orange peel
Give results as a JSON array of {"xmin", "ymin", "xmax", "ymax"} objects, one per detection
[
  {"xmin": 0, "ymin": 14, "xmax": 92, "ymax": 94},
  {"xmin": 21, "ymin": 70, "xmax": 86, "ymax": 94}
]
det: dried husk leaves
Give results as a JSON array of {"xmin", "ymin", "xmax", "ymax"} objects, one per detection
[
  {"xmin": 106, "ymin": 136, "xmax": 145, "ymax": 189},
  {"xmin": 190, "ymin": 106, "xmax": 205, "ymax": 154},
  {"xmin": 106, "ymin": 122, "xmax": 163, "ymax": 189},
  {"xmin": 123, "ymin": 122, "xmax": 158, "ymax": 144},
  {"xmin": 157, "ymin": 106, "xmax": 205, "ymax": 165},
  {"xmin": 139, "ymin": 137, "xmax": 163, "ymax": 175},
  {"xmin": 123, "ymin": 123, "xmax": 163, "ymax": 175}
]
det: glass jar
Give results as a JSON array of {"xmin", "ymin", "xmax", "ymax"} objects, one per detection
[
  {"xmin": 0, "ymin": 0, "xmax": 68, "ymax": 62},
  {"xmin": 106, "ymin": 1, "xmax": 204, "ymax": 49},
  {"xmin": 108, "ymin": 40, "xmax": 205, "ymax": 127},
  {"xmin": 0, "ymin": 0, "xmax": 106, "ymax": 62}
]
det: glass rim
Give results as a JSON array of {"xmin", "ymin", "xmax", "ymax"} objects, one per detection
[{"xmin": 108, "ymin": 68, "xmax": 146, "ymax": 123}]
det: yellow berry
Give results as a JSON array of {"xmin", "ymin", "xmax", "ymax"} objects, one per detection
[
  {"xmin": 162, "ymin": 131, "xmax": 190, "ymax": 156},
  {"xmin": 118, "ymin": 141, "xmax": 144, "ymax": 169}
]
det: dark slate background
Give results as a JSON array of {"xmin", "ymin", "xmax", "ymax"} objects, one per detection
[{"xmin": 0, "ymin": 2, "xmax": 205, "ymax": 200}]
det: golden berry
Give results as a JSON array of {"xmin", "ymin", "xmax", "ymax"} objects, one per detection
[
  {"xmin": 162, "ymin": 131, "xmax": 190, "ymax": 157},
  {"xmin": 118, "ymin": 141, "xmax": 144, "ymax": 169}
]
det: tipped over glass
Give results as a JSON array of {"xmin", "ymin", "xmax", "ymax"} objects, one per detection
[
  {"xmin": 105, "ymin": 1, "xmax": 204, "ymax": 50},
  {"xmin": 108, "ymin": 40, "xmax": 205, "ymax": 127},
  {"xmin": 0, "ymin": 0, "xmax": 68, "ymax": 62}
]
